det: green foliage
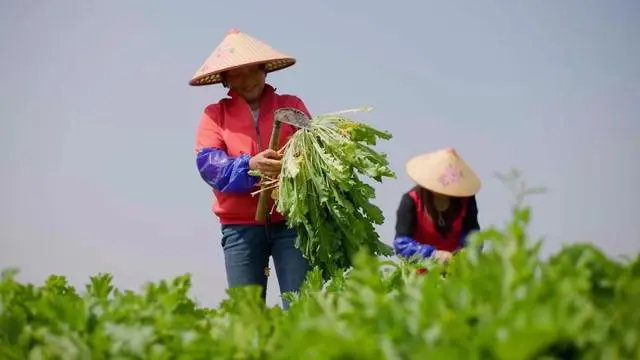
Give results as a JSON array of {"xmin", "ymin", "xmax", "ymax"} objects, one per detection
[
  {"xmin": 275, "ymin": 106, "xmax": 396, "ymax": 278},
  {"xmin": 1, "ymin": 173, "xmax": 638, "ymax": 359}
]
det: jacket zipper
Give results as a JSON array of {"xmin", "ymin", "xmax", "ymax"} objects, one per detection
[{"xmin": 255, "ymin": 118, "xmax": 263, "ymax": 151}]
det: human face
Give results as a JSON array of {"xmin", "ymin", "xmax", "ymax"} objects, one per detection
[{"xmin": 223, "ymin": 65, "xmax": 266, "ymax": 103}]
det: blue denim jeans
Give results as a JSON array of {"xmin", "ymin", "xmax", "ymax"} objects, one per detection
[{"xmin": 220, "ymin": 221, "xmax": 309, "ymax": 309}]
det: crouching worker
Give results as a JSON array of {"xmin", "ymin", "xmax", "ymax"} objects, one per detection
[{"xmin": 394, "ymin": 147, "xmax": 482, "ymax": 268}]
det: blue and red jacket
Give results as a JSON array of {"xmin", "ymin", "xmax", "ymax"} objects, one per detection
[
  {"xmin": 194, "ymin": 84, "xmax": 311, "ymax": 225},
  {"xmin": 393, "ymin": 186, "xmax": 481, "ymax": 260}
]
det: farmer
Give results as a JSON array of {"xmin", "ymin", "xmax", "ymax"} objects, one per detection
[
  {"xmin": 190, "ymin": 28, "xmax": 311, "ymax": 309},
  {"xmin": 394, "ymin": 147, "xmax": 482, "ymax": 265}
]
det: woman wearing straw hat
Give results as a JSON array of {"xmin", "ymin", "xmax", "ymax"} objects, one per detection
[
  {"xmin": 190, "ymin": 28, "xmax": 311, "ymax": 308},
  {"xmin": 394, "ymin": 147, "xmax": 482, "ymax": 266}
]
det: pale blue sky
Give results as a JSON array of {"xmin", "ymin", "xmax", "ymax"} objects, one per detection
[{"xmin": 1, "ymin": 1, "xmax": 638, "ymax": 307}]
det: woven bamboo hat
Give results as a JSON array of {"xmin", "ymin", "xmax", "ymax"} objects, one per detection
[
  {"xmin": 406, "ymin": 147, "xmax": 481, "ymax": 197},
  {"xmin": 189, "ymin": 28, "xmax": 296, "ymax": 86}
]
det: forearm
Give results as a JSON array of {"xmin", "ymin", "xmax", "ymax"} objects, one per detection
[
  {"xmin": 393, "ymin": 236, "xmax": 436, "ymax": 260},
  {"xmin": 196, "ymin": 148, "xmax": 259, "ymax": 193}
]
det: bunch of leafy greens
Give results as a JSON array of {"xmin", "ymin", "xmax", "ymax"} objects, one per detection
[
  {"xmin": 2, "ymin": 173, "xmax": 639, "ymax": 359},
  {"xmin": 256, "ymin": 106, "xmax": 396, "ymax": 278}
]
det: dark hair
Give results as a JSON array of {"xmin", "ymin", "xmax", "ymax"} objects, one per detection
[
  {"xmin": 418, "ymin": 188, "xmax": 463, "ymax": 237},
  {"xmin": 220, "ymin": 63, "xmax": 267, "ymax": 88}
]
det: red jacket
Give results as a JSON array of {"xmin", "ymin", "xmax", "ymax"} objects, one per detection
[{"xmin": 195, "ymin": 84, "xmax": 311, "ymax": 225}]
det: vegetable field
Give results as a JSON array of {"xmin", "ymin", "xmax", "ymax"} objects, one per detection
[{"xmin": 2, "ymin": 179, "xmax": 639, "ymax": 359}]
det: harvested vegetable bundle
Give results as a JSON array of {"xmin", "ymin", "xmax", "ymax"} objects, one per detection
[{"xmin": 254, "ymin": 107, "xmax": 396, "ymax": 277}]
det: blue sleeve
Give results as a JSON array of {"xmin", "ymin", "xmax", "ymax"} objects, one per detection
[
  {"xmin": 196, "ymin": 147, "xmax": 259, "ymax": 193},
  {"xmin": 393, "ymin": 236, "xmax": 436, "ymax": 260}
]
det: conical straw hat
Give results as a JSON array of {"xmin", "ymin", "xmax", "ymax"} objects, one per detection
[
  {"xmin": 406, "ymin": 147, "xmax": 481, "ymax": 197},
  {"xmin": 189, "ymin": 28, "xmax": 296, "ymax": 86}
]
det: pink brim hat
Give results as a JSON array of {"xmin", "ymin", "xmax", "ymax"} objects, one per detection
[
  {"xmin": 406, "ymin": 147, "xmax": 482, "ymax": 197},
  {"xmin": 189, "ymin": 28, "xmax": 296, "ymax": 87}
]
